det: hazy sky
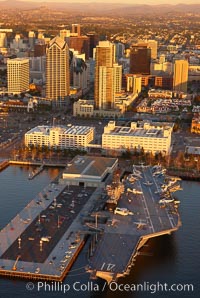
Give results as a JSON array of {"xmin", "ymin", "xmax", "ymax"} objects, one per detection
[{"xmin": 0, "ymin": 0, "xmax": 200, "ymax": 4}]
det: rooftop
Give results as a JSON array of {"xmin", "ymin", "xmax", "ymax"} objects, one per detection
[
  {"xmin": 48, "ymin": 36, "xmax": 68, "ymax": 50},
  {"xmin": 26, "ymin": 125, "xmax": 94, "ymax": 136},
  {"xmin": 110, "ymin": 127, "xmax": 165, "ymax": 138},
  {"xmin": 104, "ymin": 121, "xmax": 173, "ymax": 138},
  {"xmin": 63, "ymin": 155, "xmax": 117, "ymax": 178}
]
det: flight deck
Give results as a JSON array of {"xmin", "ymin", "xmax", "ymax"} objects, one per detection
[{"xmin": 88, "ymin": 165, "xmax": 181, "ymax": 282}]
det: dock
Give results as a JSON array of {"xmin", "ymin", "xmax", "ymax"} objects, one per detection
[
  {"xmin": 0, "ymin": 160, "xmax": 9, "ymax": 172},
  {"xmin": 28, "ymin": 164, "xmax": 44, "ymax": 180},
  {"xmin": 0, "ymin": 179, "xmax": 99, "ymax": 281}
]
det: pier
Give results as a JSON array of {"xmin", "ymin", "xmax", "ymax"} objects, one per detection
[
  {"xmin": 167, "ymin": 168, "xmax": 200, "ymax": 181},
  {"xmin": 0, "ymin": 177, "xmax": 101, "ymax": 281},
  {"xmin": 0, "ymin": 160, "xmax": 9, "ymax": 172},
  {"xmin": 9, "ymin": 160, "xmax": 66, "ymax": 168},
  {"xmin": 28, "ymin": 164, "xmax": 44, "ymax": 180}
]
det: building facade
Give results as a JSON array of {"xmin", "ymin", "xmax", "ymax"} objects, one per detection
[
  {"xmin": 72, "ymin": 57, "xmax": 89, "ymax": 90},
  {"xmin": 191, "ymin": 116, "xmax": 200, "ymax": 134},
  {"xmin": 71, "ymin": 24, "xmax": 81, "ymax": 37},
  {"xmin": 94, "ymin": 41, "xmax": 122, "ymax": 110},
  {"xmin": 25, "ymin": 125, "xmax": 95, "ymax": 150},
  {"xmin": 69, "ymin": 36, "xmax": 90, "ymax": 60},
  {"xmin": 102, "ymin": 121, "xmax": 173, "ymax": 155},
  {"xmin": 126, "ymin": 74, "xmax": 142, "ymax": 93},
  {"xmin": 173, "ymin": 60, "xmax": 188, "ymax": 93},
  {"xmin": 147, "ymin": 40, "xmax": 157, "ymax": 60},
  {"xmin": 0, "ymin": 32, "xmax": 7, "ymax": 48},
  {"xmin": 7, "ymin": 58, "xmax": 29, "ymax": 94},
  {"xmin": 34, "ymin": 42, "xmax": 46, "ymax": 57},
  {"xmin": 86, "ymin": 32, "xmax": 99, "ymax": 58},
  {"xmin": 73, "ymin": 99, "xmax": 94, "ymax": 117},
  {"xmin": 46, "ymin": 36, "xmax": 70, "ymax": 106},
  {"xmin": 62, "ymin": 155, "xmax": 118, "ymax": 188},
  {"xmin": 130, "ymin": 45, "xmax": 151, "ymax": 75}
]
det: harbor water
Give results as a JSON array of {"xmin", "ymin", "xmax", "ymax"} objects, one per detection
[{"xmin": 0, "ymin": 165, "xmax": 199, "ymax": 298}]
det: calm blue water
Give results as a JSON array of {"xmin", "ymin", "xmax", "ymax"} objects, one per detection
[{"xmin": 0, "ymin": 166, "xmax": 199, "ymax": 298}]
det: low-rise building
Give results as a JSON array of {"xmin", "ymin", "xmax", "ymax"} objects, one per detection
[
  {"xmin": 102, "ymin": 121, "xmax": 173, "ymax": 155},
  {"xmin": 148, "ymin": 89, "xmax": 173, "ymax": 99},
  {"xmin": 73, "ymin": 99, "xmax": 124, "ymax": 118},
  {"xmin": 148, "ymin": 89, "xmax": 187, "ymax": 99},
  {"xmin": 25, "ymin": 125, "xmax": 95, "ymax": 150},
  {"xmin": 191, "ymin": 115, "xmax": 200, "ymax": 134},
  {"xmin": 73, "ymin": 99, "xmax": 94, "ymax": 117},
  {"xmin": 62, "ymin": 155, "xmax": 118, "ymax": 187}
]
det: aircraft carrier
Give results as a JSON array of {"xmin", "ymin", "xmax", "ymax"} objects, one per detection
[{"xmin": 87, "ymin": 164, "xmax": 181, "ymax": 283}]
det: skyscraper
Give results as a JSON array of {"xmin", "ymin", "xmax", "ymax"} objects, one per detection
[
  {"xmin": 113, "ymin": 64, "xmax": 122, "ymax": 93},
  {"xmin": 173, "ymin": 60, "xmax": 188, "ymax": 93},
  {"xmin": 59, "ymin": 29, "xmax": 70, "ymax": 41},
  {"xmin": 86, "ymin": 32, "xmax": 99, "ymax": 58},
  {"xmin": 7, "ymin": 58, "xmax": 29, "ymax": 94},
  {"xmin": 46, "ymin": 36, "xmax": 70, "ymax": 106},
  {"xmin": 71, "ymin": 24, "xmax": 81, "ymax": 37},
  {"xmin": 130, "ymin": 45, "xmax": 151, "ymax": 75},
  {"xmin": 126, "ymin": 75, "xmax": 142, "ymax": 93},
  {"xmin": 28, "ymin": 31, "xmax": 36, "ymax": 49},
  {"xmin": 34, "ymin": 42, "xmax": 46, "ymax": 57},
  {"xmin": 147, "ymin": 40, "xmax": 157, "ymax": 60},
  {"xmin": 95, "ymin": 41, "xmax": 121, "ymax": 110},
  {"xmin": 69, "ymin": 36, "xmax": 90, "ymax": 60},
  {"xmin": 0, "ymin": 33, "xmax": 7, "ymax": 48}
]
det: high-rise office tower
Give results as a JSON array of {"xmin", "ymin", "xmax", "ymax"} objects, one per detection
[
  {"xmin": 46, "ymin": 36, "xmax": 70, "ymax": 106},
  {"xmin": 69, "ymin": 36, "xmax": 90, "ymax": 60},
  {"xmin": 86, "ymin": 32, "xmax": 99, "ymax": 58},
  {"xmin": 7, "ymin": 58, "xmax": 29, "ymax": 94},
  {"xmin": 34, "ymin": 42, "xmax": 46, "ymax": 57},
  {"xmin": 115, "ymin": 42, "xmax": 125, "ymax": 61},
  {"xmin": 147, "ymin": 40, "xmax": 157, "ymax": 60},
  {"xmin": 130, "ymin": 45, "xmax": 151, "ymax": 75},
  {"xmin": 71, "ymin": 24, "xmax": 81, "ymax": 37},
  {"xmin": 126, "ymin": 75, "xmax": 142, "ymax": 93},
  {"xmin": 60, "ymin": 29, "xmax": 70, "ymax": 40},
  {"xmin": 28, "ymin": 31, "xmax": 36, "ymax": 49},
  {"xmin": 0, "ymin": 33, "xmax": 7, "ymax": 48},
  {"xmin": 95, "ymin": 41, "xmax": 122, "ymax": 110},
  {"xmin": 173, "ymin": 60, "xmax": 188, "ymax": 93},
  {"xmin": 113, "ymin": 64, "xmax": 122, "ymax": 93}
]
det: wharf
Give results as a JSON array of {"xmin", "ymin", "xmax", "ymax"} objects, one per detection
[
  {"xmin": 167, "ymin": 168, "xmax": 200, "ymax": 181},
  {"xmin": 0, "ymin": 160, "xmax": 9, "ymax": 172},
  {"xmin": 28, "ymin": 164, "xmax": 44, "ymax": 180},
  {"xmin": 9, "ymin": 160, "xmax": 66, "ymax": 168},
  {"xmin": 88, "ymin": 165, "xmax": 181, "ymax": 283},
  {"xmin": 0, "ymin": 178, "xmax": 101, "ymax": 281}
]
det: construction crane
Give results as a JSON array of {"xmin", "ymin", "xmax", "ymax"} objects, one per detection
[{"xmin": 12, "ymin": 255, "xmax": 21, "ymax": 271}]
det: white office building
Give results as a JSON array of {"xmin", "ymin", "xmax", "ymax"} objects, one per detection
[
  {"xmin": 102, "ymin": 121, "xmax": 173, "ymax": 155},
  {"xmin": 25, "ymin": 125, "xmax": 95, "ymax": 150},
  {"xmin": 7, "ymin": 58, "xmax": 29, "ymax": 94}
]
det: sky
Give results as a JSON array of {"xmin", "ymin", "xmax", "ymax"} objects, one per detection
[{"xmin": 0, "ymin": 0, "xmax": 200, "ymax": 4}]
